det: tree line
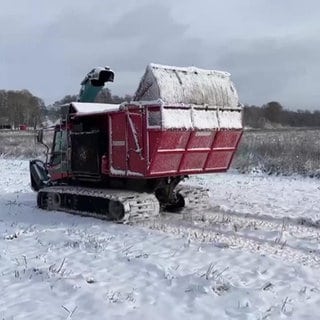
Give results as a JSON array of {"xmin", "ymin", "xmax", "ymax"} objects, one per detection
[
  {"xmin": 244, "ymin": 101, "xmax": 320, "ymax": 128},
  {"xmin": 0, "ymin": 90, "xmax": 45, "ymax": 129},
  {"xmin": 0, "ymin": 88, "xmax": 319, "ymax": 129}
]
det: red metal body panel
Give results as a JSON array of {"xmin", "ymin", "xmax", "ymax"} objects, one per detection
[
  {"xmin": 147, "ymin": 130, "xmax": 242, "ymax": 177},
  {"xmin": 105, "ymin": 105, "xmax": 242, "ymax": 178},
  {"xmin": 126, "ymin": 111, "xmax": 146, "ymax": 175},
  {"xmin": 48, "ymin": 103, "xmax": 243, "ymax": 182},
  {"xmin": 110, "ymin": 113, "xmax": 127, "ymax": 173},
  {"xmin": 108, "ymin": 110, "xmax": 146, "ymax": 176},
  {"xmin": 50, "ymin": 170, "xmax": 69, "ymax": 181}
]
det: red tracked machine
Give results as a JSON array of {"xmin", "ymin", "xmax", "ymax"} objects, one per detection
[{"xmin": 30, "ymin": 64, "xmax": 243, "ymax": 222}]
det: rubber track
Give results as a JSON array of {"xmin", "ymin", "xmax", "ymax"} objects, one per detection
[
  {"xmin": 37, "ymin": 184, "xmax": 211, "ymax": 223},
  {"xmin": 39, "ymin": 186, "xmax": 160, "ymax": 224},
  {"xmin": 177, "ymin": 185, "xmax": 211, "ymax": 211}
]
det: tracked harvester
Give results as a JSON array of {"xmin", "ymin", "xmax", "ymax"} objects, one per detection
[{"xmin": 30, "ymin": 63, "xmax": 243, "ymax": 223}]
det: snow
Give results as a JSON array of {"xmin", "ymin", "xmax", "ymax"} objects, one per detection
[
  {"xmin": 190, "ymin": 172, "xmax": 320, "ymax": 224},
  {"xmin": 71, "ymin": 102, "xmax": 120, "ymax": 115},
  {"xmin": 109, "ymin": 167, "xmax": 144, "ymax": 177},
  {"xmin": 134, "ymin": 63, "xmax": 240, "ymax": 109},
  {"xmin": 1, "ymin": 159, "xmax": 320, "ymax": 319},
  {"xmin": 161, "ymin": 107, "xmax": 242, "ymax": 129},
  {"xmin": 161, "ymin": 108, "xmax": 193, "ymax": 129},
  {"xmin": 134, "ymin": 61, "xmax": 243, "ymax": 129},
  {"xmin": 192, "ymin": 108, "xmax": 219, "ymax": 129},
  {"xmin": 218, "ymin": 110, "xmax": 243, "ymax": 129},
  {"xmin": 110, "ymin": 166, "xmax": 126, "ymax": 176}
]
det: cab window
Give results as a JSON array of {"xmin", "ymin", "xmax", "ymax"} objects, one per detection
[
  {"xmin": 51, "ymin": 130, "xmax": 68, "ymax": 166},
  {"xmin": 53, "ymin": 131, "xmax": 68, "ymax": 152}
]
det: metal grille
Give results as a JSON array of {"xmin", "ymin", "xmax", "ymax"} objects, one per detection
[{"xmin": 71, "ymin": 131, "xmax": 100, "ymax": 174}]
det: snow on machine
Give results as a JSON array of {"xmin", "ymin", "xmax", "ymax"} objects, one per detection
[{"xmin": 30, "ymin": 63, "xmax": 243, "ymax": 223}]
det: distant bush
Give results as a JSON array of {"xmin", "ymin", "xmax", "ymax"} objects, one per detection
[{"xmin": 244, "ymin": 102, "xmax": 320, "ymax": 128}]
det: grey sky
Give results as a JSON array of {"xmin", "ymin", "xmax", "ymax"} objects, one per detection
[{"xmin": 1, "ymin": 0, "xmax": 319, "ymax": 110}]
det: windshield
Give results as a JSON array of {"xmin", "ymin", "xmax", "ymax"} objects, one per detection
[{"xmin": 53, "ymin": 130, "xmax": 68, "ymax": 152}]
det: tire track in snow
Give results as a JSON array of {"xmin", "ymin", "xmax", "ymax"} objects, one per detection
[
  {"xmin": 190, "ymin": 208, "xmax": 320, "ymax": 248},
  {"xmin": 10, "ymin": 192, "xmax": 320, "ymax": 268},
  {"xmin": 211, "ymin": 205, "xmax": 320, "ymax": 229},
  {"xmin": 136, "ymin": 209, "xmax": 320, "ymax": 268}
]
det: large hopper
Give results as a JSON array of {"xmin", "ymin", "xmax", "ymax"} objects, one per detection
[{"xmin": 134, "ymin": 63, "xmax": 240, "ymax": 110}]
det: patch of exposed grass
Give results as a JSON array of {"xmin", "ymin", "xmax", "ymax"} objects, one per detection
[
  {"xmin": 0, "ymin": 130, "xmax": 51, "ymax": 159},
  {"xmin": 233, "ymin": 128, "xmax": 320, "ymax": 177}
]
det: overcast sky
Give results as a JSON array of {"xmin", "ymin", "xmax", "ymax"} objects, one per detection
[{"xmin": 1, "ymin": 0, "xmax": 319, "ymax": 110}]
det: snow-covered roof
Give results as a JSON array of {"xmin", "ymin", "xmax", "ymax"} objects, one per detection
[
  {"xmin": 134, "ymin": 63, "xmax": 240, "ymax": 109},
  {"xmin": 70, "ymin": 102, "xmax": 120, "ymax": 115}
]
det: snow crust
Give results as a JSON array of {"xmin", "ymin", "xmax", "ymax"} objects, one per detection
[
  {"xmin": 71, "ymin": 102, "xmax": 120, "ymax": 114},
  {"xmin": 219, "ymin": 110, "xmax": 243, "ymax": 129},
  {"xmin": 1, "ymin": 159, "xmax": 320, "ymax": 319},
  {"xmin": 162, "ymin": 107, "xmax": 242, "ymax": 129},
  {"xmin": 161, "ymin": 108, "xmax": 193, "ymax": 129},
  {"xmin": 109, "ymin": 167, "xmax": 144, "ymax": 177},
  {"xmin": 134, "ymin": 63, "xmax": 240, "ymax": 109},
  {"xmin": 110, "ymin": 166, "xmax": 126, "ymax": 176}
]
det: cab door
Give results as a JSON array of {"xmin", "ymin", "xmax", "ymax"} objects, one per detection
[{"xmin": 48, "ymin": 129, "xmax": 69, "ymax": 180}]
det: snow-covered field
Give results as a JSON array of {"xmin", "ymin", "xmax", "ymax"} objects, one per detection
[{"xmin": 1, "ymin": 159, "xmax": 320, "ymax": 319}]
